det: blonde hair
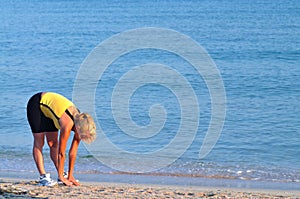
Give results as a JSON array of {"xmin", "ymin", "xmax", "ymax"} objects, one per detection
[{"xmin": 74, "ymin": 113, "xmax": 96, "ymax": 144}]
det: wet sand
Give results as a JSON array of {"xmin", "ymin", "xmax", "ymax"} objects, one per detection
[{"xmin": 1, "ymin": 178, "xmax": 299, "ymax": 199}]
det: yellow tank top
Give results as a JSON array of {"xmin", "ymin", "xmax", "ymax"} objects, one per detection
[{"xmin": 40, "ymin": 92, "xmax": 74, "ymax": 129}]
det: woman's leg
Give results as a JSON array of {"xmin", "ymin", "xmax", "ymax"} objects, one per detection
[
  {"xmin": 46, "ymin": 131, "xmax": 59, "ymax": 172},
  {"xmin": 33, "ymin": 132, "xmax": 46, "ymax": 175}
]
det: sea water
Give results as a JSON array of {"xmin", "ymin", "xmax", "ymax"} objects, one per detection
[{"xmin": 0, "ymin": 0, "xmax": 299, "ymax": 189}]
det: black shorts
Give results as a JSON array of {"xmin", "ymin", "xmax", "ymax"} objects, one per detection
[{"xmin": 27, "ymin": 92, "xmax": 58, "ymax": 133}]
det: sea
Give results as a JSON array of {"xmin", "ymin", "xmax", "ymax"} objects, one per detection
[{"xmin": 0, "ymin": 0, "xmax": 299, "ymax": 190}]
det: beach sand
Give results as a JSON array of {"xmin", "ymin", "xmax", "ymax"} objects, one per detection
[{"xmin": 0, "ymin": 178, "xmax": 299, "ymax": 199}]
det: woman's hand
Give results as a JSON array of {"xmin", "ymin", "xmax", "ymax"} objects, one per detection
[
  {"xmin": 59, "ymin": 177, "xmax": 73, "ymax": 186},
  {"xmin": 68, "ymin": 175, "xmax": 80, "ymax": 186}
]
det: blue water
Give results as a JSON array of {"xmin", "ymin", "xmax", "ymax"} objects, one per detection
[{"xmin": 1, "ymin": 0, "xmax": 299, "ymax": 188}]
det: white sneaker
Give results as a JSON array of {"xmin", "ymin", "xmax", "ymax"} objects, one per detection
[{"xmin": 38, "ymin": 173, "xmax": 57, "ymax": 186}]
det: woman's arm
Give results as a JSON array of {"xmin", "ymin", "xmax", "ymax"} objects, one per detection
[
  {"xmin": 58, "ymin": 112, "xmax": 73, "ymax": 186},
  {"xmin": 68, "ymin": 132, "xmax": 81, "ymax": 186},
  {"xmin": 58, "ymin": 125, "xmax": 73, "ymax": 186}
]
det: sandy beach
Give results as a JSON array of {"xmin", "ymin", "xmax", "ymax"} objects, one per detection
[{"xmin": 1, "ymin": 178, "xmax": 299, "ymax": 199}]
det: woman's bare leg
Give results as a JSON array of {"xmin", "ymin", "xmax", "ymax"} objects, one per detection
[
  {"xmin": 33, "ymin": 133, "xmax": 46, "ymax": 175},
  {"xmin": 46, "ymin": 131, "xmax": 59, "ymax": 172}
]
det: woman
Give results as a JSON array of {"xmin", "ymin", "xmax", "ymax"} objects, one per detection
[{"xmin": 27, "ymin": 92, "xmax": 96, "ymax": 186}]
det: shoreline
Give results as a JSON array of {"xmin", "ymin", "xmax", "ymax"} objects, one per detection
[
  {"xmin": 1, "ymin": 177, "xmax": 300, "ymax": 199},
  {"xmin": 1, "ymin": 170, "xmax": 299, "ymax": 191},
  {"xmin": 1, "ymin": 172, "xmax": 300, "ymax": 199}
]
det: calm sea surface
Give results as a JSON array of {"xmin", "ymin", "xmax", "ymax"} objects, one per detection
[{"xmin": 0, "ymin": 0, "xmax": 299, "ymax": 188}]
